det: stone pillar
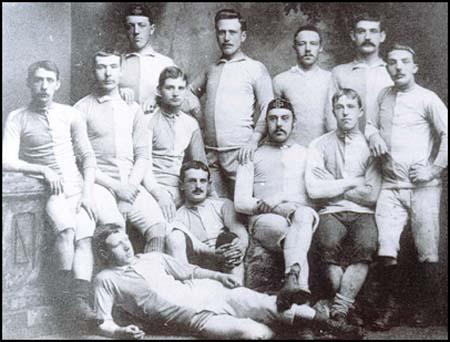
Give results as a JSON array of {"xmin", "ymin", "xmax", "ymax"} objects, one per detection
[{"xmin": 2, "ymin": 172, "xmax": 60, "ymax": 338}]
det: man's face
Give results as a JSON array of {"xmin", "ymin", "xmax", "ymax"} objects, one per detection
[
  {"xmin": 386, "ymin": 49, "xmax": 418, "ymax": 88},
  {"xmin": 125, "ymin": 15, "xmax": 154, "ymax": 51},
  {"xmin": 267, "ymin": 108, "xmax": 295, "ymax": 144},
  {"xmin": 27, "ymin": 68, "xmax": 60, "ymax": 106},
  {"xmin": 333, "ymin": 95, "xmax": 363, "ymax": 131},
  {"xmin": 105, "ymin": 231, "xmax": 134, "ymax": 267},
  {"xmin": 181, "ymin": 168, "xmax": 209, "ymax": 205},
  {"xmin": 351, "ymin": 20, "xmax": 385, "ymax": 55},
  {"xmin": 94, "ymin": 55, "xmax": 121, "ymax": 92},
  {"xmin": 294, "ymin": 30, "xmax": 322, "ymax": 67},
  {"xmin": 158, "ymin": 77, "xmax": 187, "ymax": 108},
  {"xmin": 216, "ymin": 18, "xmax": 246, "ymax": 58}
]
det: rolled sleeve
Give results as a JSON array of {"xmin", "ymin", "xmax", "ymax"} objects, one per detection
[
  {"xmin": 133, "ymin": 107, "xmax": 150, "ymax": 161},
  {"xmin": 71, "ymin": 110, "xmax": 97, "ymax": 169},
  {"xmin": 234, "ymin": 162, "xmax": 258, "ymax": 215},
  {"xmin": 2, "ymin": 110, "xmax": 22, "ymax": 165}
]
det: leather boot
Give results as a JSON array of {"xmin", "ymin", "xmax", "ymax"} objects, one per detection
[{"xmin": 276, "ymin": 264, "xmax": 311, "ymax": 311}]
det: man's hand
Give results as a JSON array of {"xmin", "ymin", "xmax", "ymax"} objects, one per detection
[
  {"xmin": 142, "ymin": 97, "xmax": 157, "ymax": 114},
  {"xmin": 117, "ymin": 324, "xmax": 145, "ymax": 340},
  {"xmin": 119, "ymin": 87, "xmax": 135, "ymax": 105},
  {"xmin": 369, "ymin": 133, "xmax": 388, "ymax": 157},
  {"xmin": 76, "ymin": 192, "xmax": 97, "ymax": 221},
  {"xmin": 216, "ymin": 273, "xmax": 242, "ymax": 289},
  {"xmin": 115, "ymin": 184, "xmax": 139, "ymax": 204},
  {"xmin": 255, "ymin": 199, "xmax": 273, "ymax": 214},
  {"xmin": 237, "ymin": 142, "xmax": 258, "ymax": 165},
  {"xmin": 216, "ymin": 238, "xmax": 243, "ymax": 269},
  {"xmin": 410, "ymin": 164, "xmax": 443, "ymax": 183},
  {"xmin": 43, "ymin": 167, "xmax": 64, "ymax": 195},
  {"xmin": 155, "ymin": 188, "xmax": 176, "ymax": 222}
]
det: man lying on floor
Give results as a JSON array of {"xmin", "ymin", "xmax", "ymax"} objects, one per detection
[{"xmin": 93, "ymin": 226, "xmax": 363, "ymax": 339}]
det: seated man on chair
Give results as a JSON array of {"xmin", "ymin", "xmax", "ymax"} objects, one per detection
[{"xmin": 234, "ymin": 98, "xmax": 319, "ymax": 312}]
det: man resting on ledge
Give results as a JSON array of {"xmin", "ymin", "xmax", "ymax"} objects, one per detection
[{"xmin": 93, "ymin": 226, "xmax": 364, "ymax": 339}]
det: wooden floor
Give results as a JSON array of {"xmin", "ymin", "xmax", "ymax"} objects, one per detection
[{"xmin": 32, "ymin": 325, "xmax": 448, "ymax": 340}]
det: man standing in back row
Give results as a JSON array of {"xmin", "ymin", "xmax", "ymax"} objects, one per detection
[
  {"xmin": 190, "ymin": 9, "xmax": 273, "ymax": 198},
  {"xmin": 273, "ymin": 25, "xmax": 331, "ymax": 147},
  {"xmin": 326, "ymin": 12, "xmax": 393, "ymax": 132}
]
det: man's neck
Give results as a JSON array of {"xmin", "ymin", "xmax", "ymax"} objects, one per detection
[
  {"xmin": 297, "ymin": 62, "xmax": 318, "ymax": 73},
  {"xmin": 96, "ymin": 87, "xmax": 120, "ymax": 98},
  {"xmin": 355, "ymin": 51, "xmax": 382, "ymax": 66},
  {"xmin": 221, "ymin": 49, "xmax": 244, "ymax": 61},
  {"xmin": 337, "ymin": 124, "xmax": 360, "ymax": 137},
  {"xmin": 133, "ymin": 43, "xmax": 153, "ymax": 54},
  {"xmin": 160, "ymin": 103, "xmax": 181, "ymax": 115},
  {"xmin": 396, "ymin": 80, "xmax": 416, "ymax": 92},
  {"xmin": 31, "ymin": 99, "xmax": 53, "ymax": 110}
]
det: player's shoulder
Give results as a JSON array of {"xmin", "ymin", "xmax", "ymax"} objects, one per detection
[
  {"xmin": 6, "ymin": 106, "xmax": 28, "ymax": 122},
  {"xmin": 309, "ymin": 131, "xmax": 336, "ymax": 149}
]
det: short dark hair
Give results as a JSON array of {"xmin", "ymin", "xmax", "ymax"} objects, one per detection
[
  {"xmin": 266, "ymin": 98, "xmax": 295, "ymax": 120},
  {"xmin": 125, "ymin": 3, "xmax": 153, "ymax": 23},
  {"xmin": 158, "ymin": 66, "xmax": 188, "ymax": 88},
  {"xmin": 180, "ymin": 160, "xmax": 211, "ymax": 182},
  {"xmin": 214, "ymin": 9, "xmax": 247, "ymax": 32},
  {"xmin": 27, "ymin": 60, "xmax": 60, "ymax": 81},
  {"xmin": 332, "ymin": 88, "xmax": 363, "ymax": 110},
  {"xmin": 351, "ymin": 12, "xmax": 384, "ymax": 31},
  {"xmin": 387, "ymin": 43, "xmax": 417, "ymax": 63},
  {"xmin": 92, "ymin": 49, "xmax": 122, "ymax": 67},
  {"xmin": 293, "ymin": 25, "xmax": 322, "ymax": 44},
  {"xmin": 93, "ymin": 224, "xmax": 122, "ymax": 265}
]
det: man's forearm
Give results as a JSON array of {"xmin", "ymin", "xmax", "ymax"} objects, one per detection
[
  {"xmin": 3, "ymin": 159, "xmax": 47, "ymax": 176},
  {"xmin": 128, "ymin": 158, "xmax": 148, "ymax": 187},
  {"xmin": 193, "ymin": 267, "xmax": 221, "ymax": 281},
  {"xmin": 307, "ymin": 177, "xmax": 364, "ymax": 199},
  {"xmin": 95, "ymin": 169, "xmax": 121, "ymax": 193},
  {"xmin": 81, "ymin": 167, "xmax": 96, "ymax": 195},
  {"xmin": 98, "ymin": 319, "xmax": 122, "ymax": 338}
]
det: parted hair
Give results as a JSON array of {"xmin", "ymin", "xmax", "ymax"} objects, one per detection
[
  {"xmin": 27, "ymin": 60, "xmax": 60, "ymax": 81},
  {"xmin": 93, "ymin": 224, "xmax": 122, "ymax": 265},
  {"xmin": 332, "ymin": 88, "xmax": 363, "ymax": 109},
  {"xmin": 180, "ymin": 160, "xmax": 211, "ymax": 182},
  {"xmin": 214, "ymin": 9, "xmax": 247, "ymax": 32},
  {"xmin": 158, "ymin": 66, "xmax": 188, "ymax": 88}
]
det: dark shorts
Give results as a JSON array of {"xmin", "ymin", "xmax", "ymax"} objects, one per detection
[{"xmin": 314, "ymin": 212, "xmax": 378, "ymax": 265}]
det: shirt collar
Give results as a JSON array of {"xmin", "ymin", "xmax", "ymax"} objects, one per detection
[
  {"xmin": 290, "ymin": 64, "xmax": 320, "ymax": 75},
  {"xmin": 95, "ymin": 91, "xmax": 122, "ymax": 103},
  {"xmin": 29, "ymin": 101, "xmax": 55, "ymax": 114},
  {"xmin": 125, "ymin": 45, "xmax": 156, "ymax": 58},
  {"xmin": 184, "ymin": 199, "xmax": 208, "ymax": 209},
  {"xmin": 160, "ymin": 108, "xmax": 181, "ymax": 119},
  {"xmin": 352, "ymin": 58, "xmax": 386, "ymax": 70},
  {"xmin": 263, "ymin": 137, "xmax": 295, "ymax": 149},
  {"xmin": 217, "ymin": 51, "xmax": 247, "ymax": 65},
  {"xmin": 336, "ymin": 127, "xmax": 361, "ymax": 141}
]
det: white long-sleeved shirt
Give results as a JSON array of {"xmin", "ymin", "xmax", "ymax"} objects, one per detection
[{"xmin": 365, "ymin": 84, "xmax": 448, "ymax": 189}]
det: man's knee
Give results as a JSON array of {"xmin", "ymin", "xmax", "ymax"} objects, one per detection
[
  {"xmin": 166, "ymin": 230, "xmax": 187, "ymax": 250},
  {"xmin": 75, "ymin": 236, "xmax": 92, "ymax": 250},
  {"xmin": 292, "ymin": 207, "xmax": 315, "ymax": 225},
  {"xmin": 57, "ymin": 228, "xmax": 75, "ymax": 243}
]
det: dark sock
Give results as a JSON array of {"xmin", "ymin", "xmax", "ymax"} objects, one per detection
[
  {"xmin": 73, "ymin": 278, "xmax": 91, "ymax": 296},
  {"xmin": 145, "ymin": 236, "xmax": 165, "ymax": 253}
]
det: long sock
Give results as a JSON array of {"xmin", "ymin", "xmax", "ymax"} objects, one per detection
[
  {"xmin": 145, "ymin": 236, "xmax": 166, "ymax": 253},
  {"xmin": 331, "ymin": 293, "xmax": 355, "ymax": 316}
]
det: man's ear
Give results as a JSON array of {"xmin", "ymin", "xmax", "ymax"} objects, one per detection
[
  {"xmin": 380, "ymin": 30, "xmax": 386, "ymax": 43},
  {"xmin": 241, "ymin": 30, "xmax": 247, "ymax": 43},
  {"xmin": 412, "ymin": 63, "xmax": 418, "ymax": 75},
  {"xmin": 55, "ymin": 79, "xmax": 61, "ymax": 91},
  {"xmin": 149, "ymin": 24, "xmax": 156, "ymax": 35},
  {"xmin": 350, "ymin": 30, "xmax": 356, "ymax": 43},
  {"xmin": 358, "ymin": 108, "xmax": 364, "ymax": 119}
]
